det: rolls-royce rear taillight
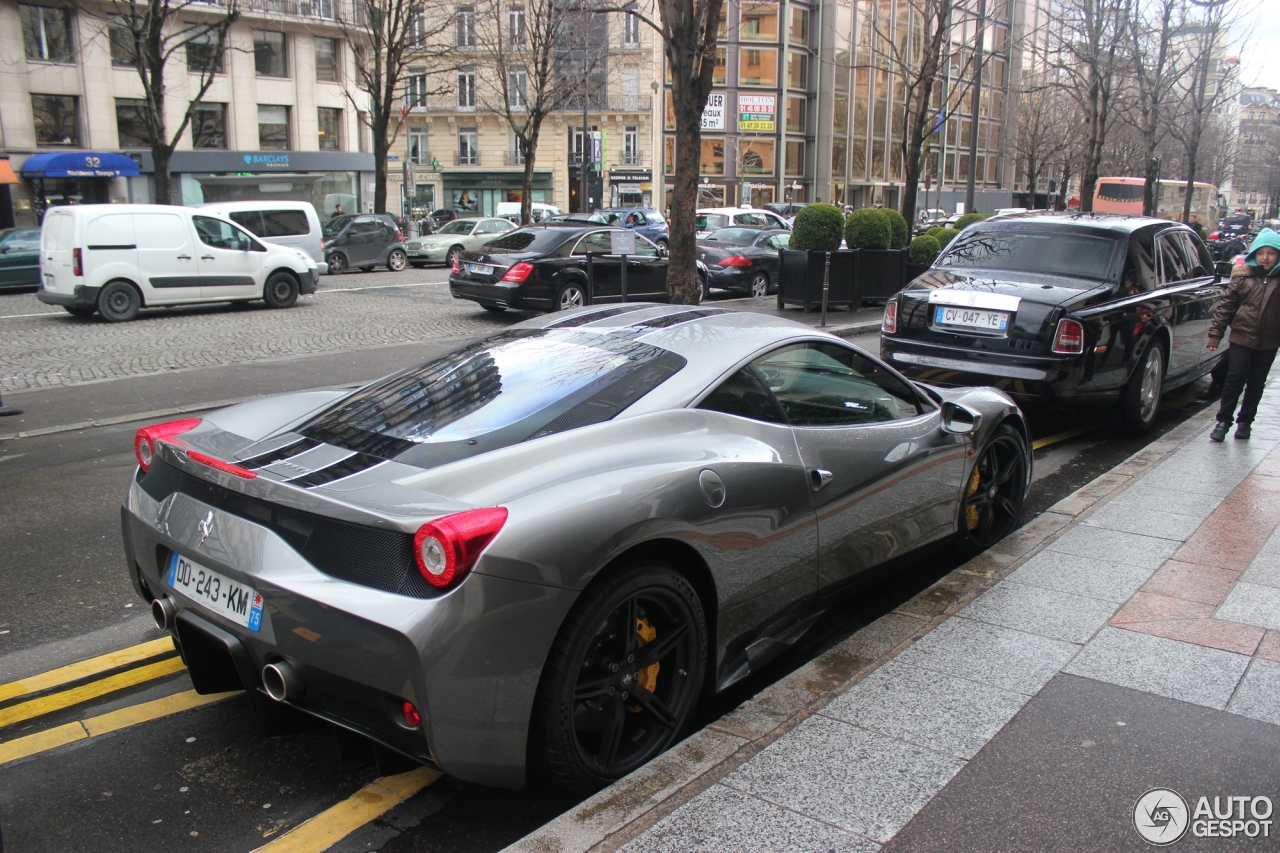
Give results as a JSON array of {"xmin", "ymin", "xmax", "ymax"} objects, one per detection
[{"xmin": 1052, "ymin": 318, "xmax": 1085, "ymax": 354}]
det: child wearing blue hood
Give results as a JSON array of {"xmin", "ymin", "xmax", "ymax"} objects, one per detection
[{"xmin": 1206, "ymin": 227, "xmax": 1280, "ymax": 441}]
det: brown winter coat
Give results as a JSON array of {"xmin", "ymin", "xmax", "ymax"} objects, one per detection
[{"xmin": 1208, "ymin": 263, "xmax": 1280, "ymax": 348}]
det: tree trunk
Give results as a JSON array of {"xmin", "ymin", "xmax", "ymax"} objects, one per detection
[
  {"xmin": 520, "ymin": 125, "xmax": 541, "ymax": 225},
  {"xmin": 668, "ymin": 115, "xmax": 702, "ymax": 304},
  {"xmin": 1060, "ymin": 162, "xmax": 1072, "ymax": 211},
  {"xmin": 152, "ymin": 145, "xmax": 173, "ymax": 205},
  {"xmin": 1142, "ymin": 149, "xmax": 1159, "ymax": 218},
  {"xmin": 373, "ymin": 118, "xmax": 390, "ymax": 214},
  {"xmin": 1025, "ymin": 157, "xmax": 1038, "ymax": 210},
  {"xmin": 1181, "ymin": 161, "xmax": 1197, "ymax": 225}
]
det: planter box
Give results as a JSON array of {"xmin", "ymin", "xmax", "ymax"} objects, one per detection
[
  {"xmin": 906, "ymin": 262, "xmax": 931, "ymax": 282},
  {"xmin": 855, "ymin": 248, "xmax": 908, "ymax": 303},
  {"xmin": 776, "ymin": 249, "xmax": 857, "ymax": 312}
]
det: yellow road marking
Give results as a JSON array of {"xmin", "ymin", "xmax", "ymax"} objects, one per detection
[
  {"xmin": 0, "ymin": 656, "xmax": 186, "ymax": 728},
  {"xmin": 0, "ymin": 689, "xmax": 239, "ymax": 766},
  {"xmin": 1032, "ymin": 422, "xmax": 1101, "ymax": 450},
  {"xmin": 0, "ymin": 637, "xmax": 176, "ymax": 704},
  {"xmin": 250, "ymin": 767, "xmax": 442, "ymax": 853}
]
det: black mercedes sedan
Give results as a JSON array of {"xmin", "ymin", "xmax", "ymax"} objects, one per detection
[
  {"xmin": 449, "ymin": 223, "xmax": 670, "ymax": 313},
  {"xmin": 697, "ymin": 228, "xmax": 791, "ymax": 297},
  {"xmin": 879, "ymin": 213, "xmax": 1225, "ymax": 434}
]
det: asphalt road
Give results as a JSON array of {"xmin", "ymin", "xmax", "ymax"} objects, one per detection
[{"xmin": 0, "ymin": 283, "xmax": 1219, "ymax": 853}]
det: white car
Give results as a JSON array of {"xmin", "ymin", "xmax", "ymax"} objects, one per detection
[
  {"xmin": 196, "ymin": 200, "xmax": 328, "ymax": 274},
  {"xmin": 694, "ymin": 207, "xmax": 792, "ymax": 237},
  {"xmin": 37, "ymin": 203, "xmax": 318, "ymax": 322}
]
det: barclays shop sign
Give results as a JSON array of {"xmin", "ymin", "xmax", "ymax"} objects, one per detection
[
  {"xmin": 243, "ymin": 153, "xmax": 291, "ymax": 167},
  {"xmin": 168, "ymin": 150, "xmax": 376, "ymax": 173}
]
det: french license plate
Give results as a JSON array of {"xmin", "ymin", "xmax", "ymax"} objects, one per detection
[
  {"xmin": 935, "ymin": 306, "xmax": 1008, "ymax": 331},
  {"xmin": 167, "ymin": 552, "xmax": 263, "ymax": 631},
  {"xmin": 468, "ymin": 263, "xmax": 493, "ymax": 276}
]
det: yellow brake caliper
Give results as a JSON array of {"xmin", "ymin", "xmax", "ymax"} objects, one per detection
[
  {"xmin": 966, "ymin": 463, "xmax": 982, "ymax": 530},
  {"xmin": 629, "ymin": 617, "xmax": 660, "ymax": 713}
]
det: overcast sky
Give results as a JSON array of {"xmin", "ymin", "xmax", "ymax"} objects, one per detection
[{"xmin": 1233, "ymin": 16, "xmax": 1280, "ymax": 92}]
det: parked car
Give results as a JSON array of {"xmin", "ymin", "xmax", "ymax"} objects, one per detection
[
  {"xmin": 696, "ymin": 228, "xmax": 790, "ymax": 297},
  {"xmin": 36, "ymin": 204, "xmax": 317, "ymax": 321},
  {"xmin": 123, "ymin": 304, "xmax": 1029, "ymax": 793},
  {"xmin": 0, "ymin": 226, "xmax": 42, "ymax": 288},
  {"xmin": 406, "ymin": 217, "xmax": 516, "ymax": 268},
  {"xmin": 426, "ymin": 209, "xmax": 459, "ymax": 232},
  {"xmin": 592, "ymin": 207, "xmax": 670, "ymax": 254},
  {"xmin": 321, "ymin": 213, "xmax": 407, "ymax": 274},
  {"xmin": 495, "ymin": 201, "xmax": 563, "ymax": 223},
  {"xmin": 449, "ymin": 222, "xmax": 670, "ymax": 312},
  {"xmin": 196, "ymin": 201, "xmax": 328, "ymax": 274},
  {"xmin": 764, "ymin": 202, "xmax": 807, "ymax": 220},
  {"xmin": 880, "ymin": 212, "xmax": 1225, "ymax": 434},
  {"xmin": 695, "ymin": 207, "xmax": 791, "ymax": 237}
]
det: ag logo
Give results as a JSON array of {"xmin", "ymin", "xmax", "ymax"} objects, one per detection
[{"xmin": 1135, "ymin": 788, "xmax": 1190, "ymax": 845}]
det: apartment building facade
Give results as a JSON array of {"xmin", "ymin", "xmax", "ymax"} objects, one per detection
[
  {"xmin": 0, "ymin": 0, "xmax": 374, "ymax": 227},
  {"xmin": 396, "ymin": 1, "xmax": 660, "ymax": 218},
  {"xmin": 1229, "ymin": 87, "xmax": 1279, "ymax": 217}
]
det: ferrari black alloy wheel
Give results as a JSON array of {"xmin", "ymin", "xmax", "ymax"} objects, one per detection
[
  {"xmin": 532, "ymin": 561, "xmax": 706, "ymax": 792},
  {"xmin": 956, "ymin": 423, "xmax": 1028, "ymax": 557}
]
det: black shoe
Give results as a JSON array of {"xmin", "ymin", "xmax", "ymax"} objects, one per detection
[
  {"xmin": 0, "ymin": 405, "xmax": 22, "ymax": 417},
  {"xmin": 1209, "ymin": 422, "xmax": 1230, "ymax": 442},
  {"xmin": 1236, "ymin": 424, "xmax": 1251, "ymax": 440}
]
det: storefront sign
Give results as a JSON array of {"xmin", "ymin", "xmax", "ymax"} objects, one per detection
[
  {"xmin": 702, "ymin": 94, "xmax": 725, "ymax": 131},
  {"xmin": 739, "ymin": 95, "xmax": 776, "ymax": 132},
  {"xmin": 169, "ymin": 151, "xmax": 376, "ymax": 173}
]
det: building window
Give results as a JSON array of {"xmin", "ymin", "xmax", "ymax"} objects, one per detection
[
  {"xmin": 116, "ymin": 99, "xmax": 150, "ymax": 147},
  {"xmin": 258, "ymin": 105, "xmax": 290, "ymax": 149},
  {"xmin": 509, "ymin": 6, "xmax": 526, "ymax": 47},
  {"xmin": 509, "ymin": 130, "xmax": 525, "ymax": 164},
  {"xmin": 315, "ymin": 37, "xmax": 339, "ymax": 82},
  {"xmin": 624, "ymin": 6, "xmax": 640, "ymax": 46},
  {"xmin": 665, "ymin": 136, "xmax": 675, "ymax": 175},
  {"xmin": 739, "ymin": 48, "xmax": 778, "ymax": 86},
  {"xmin": 458, "ymin": 127, "xmax": 479, "ymax": 165},
  {"xmin": 409, "ymin": 12, "xmax": 427, "ymax": 48},
  {"xmin": 109, "ymin": 17, "xmax": 136, "ymax": 67},
  {"xmin": 739, "ymin": 139, "xmax": 775, "ymax": 175},
  {"xmin": 713, "ymin": 48, "xmax": 726, "ymax": 85},
  {"xmin": 788, "ymin": 7, "xmax": 808, "ymax": 43},
  {"xmin": 624, "ymin": 126, "xmax": 639, "ymax": 164},
  {"xmin": 787, "ymin": 51, "xmax": 806, "ymax": 89},
  {"xmin": 786, "ymin": 95, "xmax": 805, "ymax": 132},
  {"xmin": 20, "ymin": 4, "xmax": 74, "ymax": 62},
  {"xmin": 456, "ymin": 7, "xmax": 475, "ymax": 47},
  {"xmin": 318, "ymin": 107, "xmax": 342, "ymax": 150},
  {"xmin": 31, "ymin": 94, "xmax": 78, "ymax": 146},
  {"xmin": 187, "ymin": 30, "xmax": 224, "ymax": 74},
  {"xmin": 406, "ymin": 67, "xmax": 427, "ymax": 109},
  {"xmin": 409, "ymin": 127, "xmax": 429, "ymax": 164},
  {"xmin": 254, "ymin": 31, "xmax": 288, "ymax": 77},
  {"xmin": 700, "ymin": 139, "xmax": 724, "ymax": 175},
  {"xmin": 740, "ymin": 2, "xmax": 779, "ymax": 42},
  {"xmin": 508, "ymin": 69, "xmax": 527, "ymax": 108},
  {"xmin": 192, "ymin": 103, "xmax": 227, "ymax": 149},
  {"xmin": 785, "ymin": 139, "xmax": 804, "ymax": 175},
  {"xmin": 458, "ymin": 68, "xmax": 476, "ymax": 108},
  {"xmin": 623, "ymin": 63, "xmax": 640, "ymax": 110}
]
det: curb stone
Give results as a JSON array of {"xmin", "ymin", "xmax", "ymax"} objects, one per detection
[{"xmin": 502, "ymin": 404, "xmax": 1219, "ymax": 853}]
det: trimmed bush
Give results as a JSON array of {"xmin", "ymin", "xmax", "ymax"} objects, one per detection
[
  {"xmin": 926, "ymin": 226, "xmax": 961, "ymax": 248},
  {"xmin": 909, "ymin": 234, "xmax": 941, "ymax": 265},
  {"xmin": 845, "ymin": 207, "xmax": 892, "ymax": 250},
  {"xmin": 883, "ymin": 208, "xmax": 910, "ymax": 247},
  {"xmin": 953, "ymin": 212, "xmax": 990, "ymax": 231},
  {"xmin": 788, "ymin": 203, "xmax": 845, "ymax": 252}
]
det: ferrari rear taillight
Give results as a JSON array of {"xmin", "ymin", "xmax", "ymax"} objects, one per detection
[
  {"xmin": 186, "ymin": 450, "xmax": 258, "ymax": 480},
  {"xmin": 721, "ymin": 255, "xmax": 752, "ymax": 267},
  {"xmin": 882, "ymin": 299, "xmax": 898, "ymax": 334},
  {"xmin": 134, "ymin": 418, "xmax": 202, "ymax": 472},
  {"xmin": 413, "ymin": 507, "xmax": 508, "ymax": 589},
  {"xmin": 72, "ymin": 248, "xmax": 82, "ymax": 277},
  {"xmin": 402, "ymin": 701, "xmax": 421, "ymax": 728},
  {"xmin": 501, "ymin": 262, "xmax": 533, "ymax": 282},
  {"xmin": 1052, "ymin": 318, "xmax": 1085, "ymax": 354}
]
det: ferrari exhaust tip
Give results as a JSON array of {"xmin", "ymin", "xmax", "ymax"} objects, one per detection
[
  {"xmin": 151, "ymin": 597, "xmax": 177, "ymax": 632},
  {"xmin": 262, "ymin": 661, "xmax": 303, "ymax": 702}
]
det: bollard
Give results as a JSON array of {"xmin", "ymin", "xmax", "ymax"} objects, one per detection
[
  {"xmin": 821, "ymin": 251, "xmax": 830, "ymax": 328},
  {"xmin": 620, "ymin": 253, "xmax": 628, "ymax": 302},
  {"xmin": 586, "ymin": 253, "xmax": 594, "ymax": 302}
]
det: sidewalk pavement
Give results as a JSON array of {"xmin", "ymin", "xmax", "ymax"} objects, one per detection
[{"xmin": 507, "ymin": 396, "xmax": 1280, "ymax": 852}]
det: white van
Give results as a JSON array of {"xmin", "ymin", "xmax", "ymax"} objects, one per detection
[
  {"xmin": 494, "ymin": 201, "xmax": 562, "ymax": 223},
  {"xmin": 36, "ymin": 204, "xmax": 318, "ymax": 322},
  {"xmin": 195, "ymin": 201, "xmax": 328, "ymax": 274}
]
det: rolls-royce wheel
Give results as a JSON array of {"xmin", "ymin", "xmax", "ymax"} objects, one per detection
[
  {"xmin": 954, "ymin": 423, "xmax": 1028, "ymax": 557},
  {"xmin": 530, "ymin": 561, "xmax": 706, "ymax": 793},
  {"xmin": 1119, "ymin": 341, "xmax": 1164, "ymax": 435}
]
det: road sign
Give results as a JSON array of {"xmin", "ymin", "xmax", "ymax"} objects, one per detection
[{"xmin": 610, "ymin": 229, "xmax": 636, "ymax": 255}]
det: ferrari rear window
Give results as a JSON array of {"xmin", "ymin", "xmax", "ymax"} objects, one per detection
[{"xmin": 299, "ymin": 331, "xmax": 685, "ymax": 464}]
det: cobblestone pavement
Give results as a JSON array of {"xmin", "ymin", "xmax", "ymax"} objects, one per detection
[{"xmin": 0, "ymin": 267, "xmax": 529, "ymax": 392}]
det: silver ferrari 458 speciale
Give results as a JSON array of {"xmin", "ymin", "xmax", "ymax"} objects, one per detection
[{"xmin": 121, "ymin": 303, "xmax": 1031, "ymax": 792}]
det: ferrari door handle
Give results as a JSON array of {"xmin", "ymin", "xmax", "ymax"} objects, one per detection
[{"xmin": 810, "ymin": 469, "xmax": 833, "ymax": 491}]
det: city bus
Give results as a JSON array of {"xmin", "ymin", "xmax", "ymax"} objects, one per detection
[{"xmin": 1093, "ymin": 177, "xmax": 1219, "ymax": 227}]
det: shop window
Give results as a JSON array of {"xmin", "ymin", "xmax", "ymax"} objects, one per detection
[
  {"xmin": 786, "ymin": 96, "xmax": 805, "ymax": 133},
  {"xmin": 115, "ymin": 99, "xmax": 150, "ymax": 148},
  {"xmin": 785, "ymin": 140, "xmax": 804, "ymax": 176},
  {"xmin": 741, "ymin": 2, "xmax": 779, "ymax": 42},
  {"xmin": 739, "ymin": 48, "xmax": 777, "ymax": 87},
  {"xmin": 187, "ymin": 30, "xmax": 224, "ymax": 74},
  {"xmin": 192, "ymin": 103, "xmax": 227, "ymax": 149},
  {"xmin": 700, "ymin": 139, "xmax": 724, "ymax": 175},
  {"xmin": 255, "ymin": 31, "xmax": 288, "ymax": 77},
  {"xmin": 789, "ymin": 7, "xmax": 808, "ymax": 44},
  {"xmin": 456, "ymin": 7, "xmax": 476, "ymax": 47},
  {"xmin": 315, "ymin": 37, "xmax": 339, "ymax": 82},
  {"xmin": 109, "ymin": 16, "xmax": 136, "ymax": 67},
  {"xmin": 409, "ymin": 127, "xmax": 429, "ymax": 164},
  {"xmin": 740, "ymin": 139, "xmax": 774, "ymax": 175},
  {"xmin": 258, "ymin": 105, "xmax": 290, "ymax": 150},
  {"xmin": 318, "ymin": 107, "xmax": 342, "ymax": 150},
  {"xmin": 787, "ymin": 51, "xmax": 806, "ymax": 89},
  {"xmin": 31, "ymin": 94, "xmax": 78, "ymax": 147},
  {"xmin": 458, "ymin": 127, "xmax": 479, "ymax": 165},
  {"xmin": 20, "ymin": 4, "xmax": 74, "ymax": 63}
]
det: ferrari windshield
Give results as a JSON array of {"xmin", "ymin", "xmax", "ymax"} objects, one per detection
[
  {"xmin": 936, "ymin": 226, "xmax": 1121, "ymax": 282},
  {"xmin": 300, "ymin": 331, "xmax": 686, "ymax": 462}
]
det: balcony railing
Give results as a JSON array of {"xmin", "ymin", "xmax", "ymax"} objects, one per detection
[
  {"xmin": 505, "ymin": 151, "xmax": 526, "ymax": 165},
  {"xmin": 192, "ymin": 0, "xmax": 358, "ymax": 22},
  {"xmin": 454, "ymin": 152, "xmax": 480, "ymax": 166}
]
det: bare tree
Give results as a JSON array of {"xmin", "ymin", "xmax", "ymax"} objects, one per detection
[
  {"xmin": 1124, "ymin": 0, "xmax": 1181, "ymax": 215},
  {"xmin": 1013, "ymin": 76, "xmax": 1074, "ymax": 209},
  {"xmin": 98, "ymin": 0, "xmax": 240, "ymax": 204},
  {"xmin": 341, "ymin": 0, "xmax": 452, "ymax": 214}
]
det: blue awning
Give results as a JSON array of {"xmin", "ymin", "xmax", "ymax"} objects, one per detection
[{"xmin": 20, "ymin": 152, "xmax": 141, "ymax": 178}]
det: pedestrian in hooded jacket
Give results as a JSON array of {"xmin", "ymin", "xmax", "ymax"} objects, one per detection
[{"xmin": 1206, "ymin": 227, "xmax": 1280, "ymax": 441}]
